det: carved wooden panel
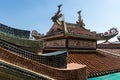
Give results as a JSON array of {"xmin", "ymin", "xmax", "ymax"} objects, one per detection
[
  {"xmin": 68, "ymin": 39, "xmax": 96, "ymax": 49},
  {"xmin": 44, "ymin": 39, "xmax": 66, "ymax": 48}
]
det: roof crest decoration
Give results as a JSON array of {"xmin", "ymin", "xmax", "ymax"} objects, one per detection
[
  {"xmin": 76, "ymin": 10, "xmax": 85, "ymax": 27},
  {"xmin": 51, "ymin": 4, "xmax": 63, "ymax": 25}
]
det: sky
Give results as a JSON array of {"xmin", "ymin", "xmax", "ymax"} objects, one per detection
[{"xmin": 0, "ymin": 0, "xmax": 120, "ymax": 41}]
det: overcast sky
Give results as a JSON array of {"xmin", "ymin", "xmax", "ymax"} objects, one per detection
[{"xmin": 0, "ymin": 0, "xmax": 120, "ymax": 41}]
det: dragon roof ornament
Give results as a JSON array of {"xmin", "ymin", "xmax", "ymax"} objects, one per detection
[
  {"xmin": 100, "ymin": 27, "xmax": 119, "ymax": 41},
  {"xmin": 76, "ymin": 10, "xmax": 85, "ymax": 27},
  {"xmin": 51, "ymin": 4, "xmax": 63, "ymax": 25}
]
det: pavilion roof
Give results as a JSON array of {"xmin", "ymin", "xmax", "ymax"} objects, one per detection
[{"xmin": 32, "ymin": 5, "xmax": 118, "ymax": 41}]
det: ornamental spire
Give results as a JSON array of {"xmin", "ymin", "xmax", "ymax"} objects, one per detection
[
  {"xmin": 76, "ymin": 10, "xmax": 85, "ymax": 27},
  {"xmin": 51, "ymin": 4, "xmax": 63, "ymax": 22}
]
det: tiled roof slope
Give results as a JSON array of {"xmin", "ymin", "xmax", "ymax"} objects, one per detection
[
  {"xmin": 66, "ymin": 23, "xmax": 95, "ymax": 35},
  {"xmin": 0, "ymin": 47, "xmax": 87, "ymax": 80},
  {"xmin": 67, "ymin": 52, "xmax": 120, "ymax": 77},
  {"xmin": 101, "ymin": 49, "xmax": 120, "ymax": 56}
]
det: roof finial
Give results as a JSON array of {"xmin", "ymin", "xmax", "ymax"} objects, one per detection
[
  {"xmin": 78, "ymin": 10, "xmax": 81, "ymax": 16},
  {"xmin": 77, "ymin": 10, "xmax": 82, "ymax": 21},
  {"xmin": 76, "ymin": 10, "xmax": 85, "ymax": 27},
  {"xmin": 58, "ymin": 4, "xmax": 62, "ymax": 11},
  {"xmin": 51, "ymin": 4, "xmax": 63, "ymax": 22}
]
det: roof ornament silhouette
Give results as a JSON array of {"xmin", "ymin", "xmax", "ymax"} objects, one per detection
[
  {"xmin": 51, "ymin": 4, "xmax": 63, "ymax": 23},
  {"xmin": 76, "ymin": 10, "xmax": 85, "ymax": 27}
]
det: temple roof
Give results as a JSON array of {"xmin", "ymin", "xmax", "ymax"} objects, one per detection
[
  {"xmin": 39, "ymin": 5, "xmax": 101, "ymax": 40},
  {"xmin": 44, "ymin": 19, "xmax": 97, "ymax": 40},
  {"xmin": 32, "ymin": 5, "xmax": 119, "ymax": 40}
]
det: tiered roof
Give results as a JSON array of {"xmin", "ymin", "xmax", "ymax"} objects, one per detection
[
  {"xmin": 32, "ymin": 5, "xmax": 118, "ymax": 41},
  {"xmin": 41, "ymin": 5, "xmax": 98, "ymax": 40}
]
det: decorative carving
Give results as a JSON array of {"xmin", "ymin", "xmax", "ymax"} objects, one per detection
[
  {"xmin": 68, "ymin": 39, "xmax": 96, "ymax": 49},
  {"xmin": 44, "ymin": 39, "xmax": 66, "ymax": 48},
  {"xmin": 31, "ymin": 30, "xmax": 38, "ymax": 36},
  {"xmin": 76, "ymin": 10, "xmax": 85, "ymax": 27},
  {"xmin": 100, "ymin": 28, "xmax": 119, "ymax": 41},
  {"xmin": 31, "ymin": 30, "xmax": 44, "ymax": 39},
  {"xmin": 51, "ymin": 4, "xmax": 63, "ymax": 22}
]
